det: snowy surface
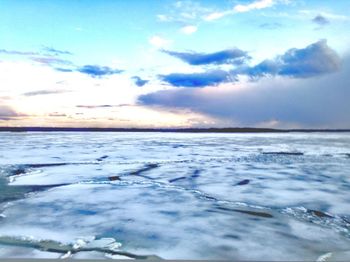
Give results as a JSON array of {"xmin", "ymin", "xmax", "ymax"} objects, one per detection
[{"xmin": 0, "ymin": 132, "xmax": 349, "ymax": 260}]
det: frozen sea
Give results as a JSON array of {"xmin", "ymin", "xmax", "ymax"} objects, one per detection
[{"xmin": 0, "ymin": 132, "xmax": 349, "ymax": 260}]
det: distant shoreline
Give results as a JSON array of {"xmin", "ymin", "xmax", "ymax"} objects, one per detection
[{"xmin": 1, "ymin": 127, "xmax": 350, "ymax": 133}]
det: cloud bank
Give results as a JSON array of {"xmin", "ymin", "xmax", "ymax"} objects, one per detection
[
  {"xmin": 239, "ymin": 40, "xmax": 340, "ymax": 78},
  {"xmin": 139, "ymin": 40, "xmax": 350, "ymax": 128},
  {"xmin": 140, "ymin": 57, "xmax": 350, "ymax": 128}
]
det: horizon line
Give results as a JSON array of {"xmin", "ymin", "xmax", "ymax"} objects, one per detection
[{"xmin": 1, "ymin": 126, "xmax": 350, "ymax": 133}]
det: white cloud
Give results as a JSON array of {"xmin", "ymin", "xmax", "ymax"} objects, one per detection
[
  {"xmin": 159, "ymin": 0, "xmax": 287, "ymax": 23},
  {"xmin": 204, "ymin": 11, "xmax": 230, "ymax": 21},
  {"xmin": 156, "ymin": 1, "xmax": 214, "ymax": 24},
  {"xmin": 320, "ymin": 12, "xmax": 349, "ymax": 21},
  {"xmin": 149, "ymin": 36, "xmax": 172, "ymax": 48},
  {"xmin": 157, "ymin": 14, "xmax": 170, "ymax": 22},
  {"xmin": 205, "ymin": 0, "xmax": 277, "ymax": 21},
  {"xmin": 234, "ymin": 0, "xmax": 275, "ymax": 13},
  {"xmin": 180, "ymin": 25, "xmax": 198, "ymax": 35}
]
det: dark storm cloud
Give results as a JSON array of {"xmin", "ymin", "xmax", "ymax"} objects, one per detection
[
  {"xmin": 139, "ymin": 55, "xmax": 350, "ymax": 128},
  {"xmin": 132, "ymin": 76, "xmax": 149, "ymax": 87},
  {"xmin": 238, "ymin": 40, "xmax": 340, "ymax": 78},
  {"xmin": 162, "ymin": 48, "xmax": 249, "ymax": 65},
  {"xmin": 77, "ymin": 65, "xmax": 124, "ymax": 77},
  {"xmin": 160, "ymin": 70, "xmax": 232, "ymax": 87},
  {"xmin": 312, "ymin": 15, "xmax": 330, "ymax": 26}
]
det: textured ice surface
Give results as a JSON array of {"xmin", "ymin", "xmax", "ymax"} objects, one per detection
[{"xmin": 0, "ymin": 132, "xmax": 349, "ymax": 260}]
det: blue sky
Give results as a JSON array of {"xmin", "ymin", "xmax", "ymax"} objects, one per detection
[{"xmin": 0, "ymin": 0, "xmax": 350, "ymax": 128}]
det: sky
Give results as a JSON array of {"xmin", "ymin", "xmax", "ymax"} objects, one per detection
[{"xmin": 0, "ymin": 0, "xmax": 350, "ymax": 128}]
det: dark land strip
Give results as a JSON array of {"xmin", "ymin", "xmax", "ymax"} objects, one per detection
[{"xmin": 1, "ymin": 127, "xmax": 350, "ymax": 133}]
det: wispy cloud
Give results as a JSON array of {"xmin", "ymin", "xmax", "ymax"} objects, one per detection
[
  {"xmin": 49, "ymin": 112, "xmax": 67, "ymax": 117},
  {"xmin": 157, "ymin": 0, "xmax": 282, "ymax": 34},
  {"xmin": 132, "ymin": 76, "xmax": 149, "ymax": 87},
  {"xmin": 160, "ymin": 70, "xmax": 232, "ymax": 87},
  {"xmin": 157, "ymin": 1, "xmax": 212, "ymax": 23},
  {"xmin": 22, "ymin": 89, "xmax": 71, "ymax": 97},
  {"xmin": 204, "ymin": 11, "xmax": 230, "ymax": 21},
  {"xmin": 77, "ymin": 65, "xmax": 124, "ymax": 77},
  {"xmin": 1, "ymin": 47, "xmax": 73, "ymax": 57},
  {"xmin": 259, "ymin": 22, "xmax": 283, "ymax": 29},
  {"xmin": 42, "ymin": 47, "xmax": 73, "ymax": 56},
  {"xmin": 55, "ymin": 63, "xmax": 124, "ymax": 78},
  {"xmin": 157, "ymin": 14, "xmax": 171, "ymax": 22},
  {"xmin": 312, "ymin": 15, "xmax": 330, "ymax": 27},
  {"xmin": 0, "ymin": 49, "xmax": 39, "ymax": 56},
  {"xmin": 299, "ymin": 10, "xmax": 349, "ymax": 22},
  {"xmin": 76, "ymin": 104, "xmax": 130, "ymax": 109},
  {"xmin": 180, "ymin": 25, "xmax": 198, "ymax": 35},
  {"xmin": 204, "ymin": 0, "xmax": 279, "ymax": 21},
  {"xmin": 0, "ymin": 47, "xmax": 122, "ymax": 78},
  {"xmin": 55, "ymin": 68, "xmax": 74, "ymax": 72},
  {"xmin": 0, "ymin": 47, "xmax": 74, "ymax": 69},
  {"xmin": 149, "ymin": 36, "xmax": 172, "ymax": 48},
  {"xmin": 162, "ymin": 48, "xmax": 249, "ymax": 65},
  {"xmin": 30, "ymin": 57, "xmax": 73, "ymax": 66},
  {"xmin": 76, "ymin": 105, "xmax": 114, "ymax": 109}
]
